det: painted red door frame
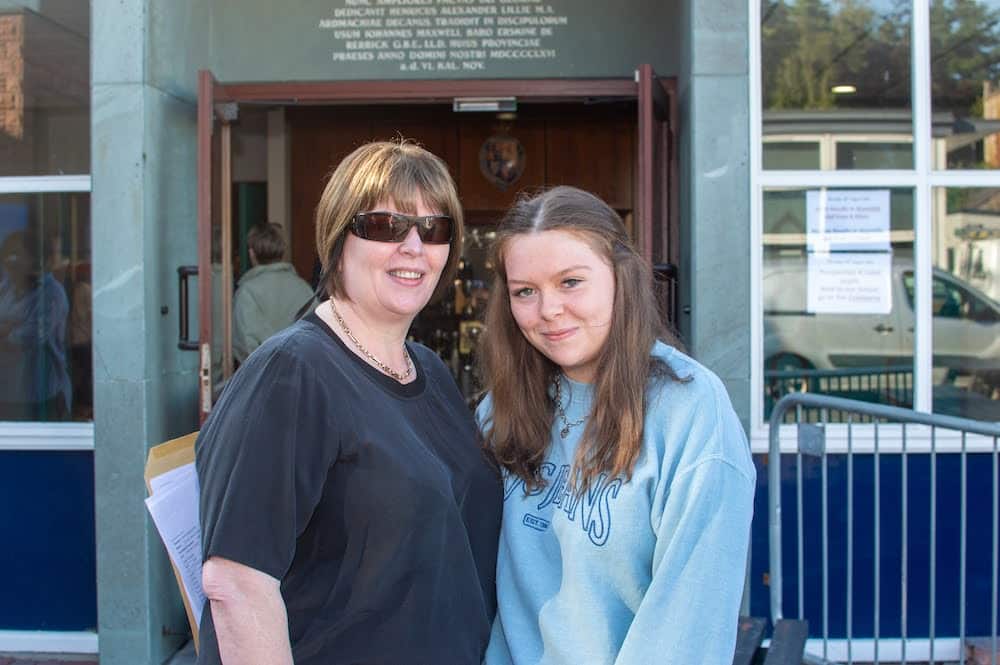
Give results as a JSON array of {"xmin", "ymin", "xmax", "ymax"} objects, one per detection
[
  {"xmin": 637, "ymin": 64, "xmax": 675, "ymax": 265},
  {"xmin": 196, "ymin": 70, "xmax": 678, "ymax": 419},
  {"xmin": 197, "ymin": 70, "xmax": 215, "ymax": 423}
]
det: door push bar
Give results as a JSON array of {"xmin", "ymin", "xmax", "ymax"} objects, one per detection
[{"xmin": 177, "ymin": 265, "xmax": 199, "ymax": 351}]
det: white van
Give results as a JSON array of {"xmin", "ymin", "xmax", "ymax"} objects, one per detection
[{"xmin": 763, "ymin": 256, "xmax": 1000, "ymax": 388}]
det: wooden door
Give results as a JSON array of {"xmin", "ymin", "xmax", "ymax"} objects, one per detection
[
  {"xmin": 197, "ymin": 77, "xmax": 665, "ymax": 417},
  {"xmin": 196, "ymin": 70, "xmax": 215, "ymax": 423},
  {"xmin": 637, "ymin": 64, "xmax": 677, "ymax": 266},
  {"xmin": 196, "ymin": 70, "xmax": 236, "ymax": 422},
  {"xmin": 288, "ymin": 106, "xmax": 462, "ymax": 283}
]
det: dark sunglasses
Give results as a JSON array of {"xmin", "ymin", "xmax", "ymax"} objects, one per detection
[{"xmin": 350, "ymin": 211, "xmax": 454, "ymax": 244}]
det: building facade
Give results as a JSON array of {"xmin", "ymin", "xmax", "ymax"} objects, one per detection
[{"xmin": 0, "ymin": 0, "xmax": 996, "ymax": 663}]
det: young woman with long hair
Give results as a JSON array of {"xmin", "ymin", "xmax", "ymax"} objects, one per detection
[{"xmin": 478, "ymin": 186, "xmax": 755, "ymax": 664}]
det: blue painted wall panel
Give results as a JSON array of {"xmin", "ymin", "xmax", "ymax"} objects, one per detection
[
  {"xmin": 5, "ymin": 446, "xmax": 996, "ymax": 638},
  {"xmin": 0, "ymin": 451, "xmax": 97, "ymax": 630},
  {"xmin": 749, "ymin": 452, "xmax": 999, "ymax": 638}
]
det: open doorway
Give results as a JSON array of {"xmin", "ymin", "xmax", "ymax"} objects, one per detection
[
  {"xmin": 285, "ymin": 101, "xmax": 637, "ymax": 401},
  {"xmin": 195, "ymin": 73, "xmax": 676, "ymax": 419}
]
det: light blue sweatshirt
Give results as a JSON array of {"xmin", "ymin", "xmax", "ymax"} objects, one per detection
[{"xmin": 479, "ymin": 342, "xmax": 755, "ymax": 665}]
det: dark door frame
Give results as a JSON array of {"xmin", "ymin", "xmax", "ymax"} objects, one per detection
[{"xmin": 196, "ymin": 71, "xmax": 677, "ymax": 420}]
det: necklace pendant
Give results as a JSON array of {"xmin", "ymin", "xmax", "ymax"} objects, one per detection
[{"xmin": 560, "ymin": 425, "xmax": 570, "ymax": 439}]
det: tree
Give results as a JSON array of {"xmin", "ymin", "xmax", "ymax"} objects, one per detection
[
  {"xmin": 764, "ymin": 0, "xmax": 840, "ymax": 109},
  {"xmin": 762, "ymin": 0, "xmax": 1000, "ymax": 114},
  {"xmin": 930, "ymin": 0, "xmax": 1000, "ymax": 114}
]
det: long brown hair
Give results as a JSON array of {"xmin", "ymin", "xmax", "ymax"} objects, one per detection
[
  {"xmin": 314, "ymin": 139, "xmax": 464, "ymax": 301},
  {"xmin": 480, "ymin": 186, "xmax": 687, "ymax": 492}
]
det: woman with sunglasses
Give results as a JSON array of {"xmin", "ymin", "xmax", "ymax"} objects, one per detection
[
  {"xmin": 195, "ymin": 141, "xmax": 501, "ymax": 665},
  {"xmin": 478, "ymin": 186, "xmax": 755, "ymax": 664}
]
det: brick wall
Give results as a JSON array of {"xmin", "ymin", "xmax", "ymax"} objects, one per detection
[{"xmin": 0, "ymin": 13, "xmax": 24, "ymax": 141}]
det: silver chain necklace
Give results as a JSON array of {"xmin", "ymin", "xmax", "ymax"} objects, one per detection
[
  {"xmin": 552, "ymin": 376, "xmax": 586, "ymax": 439},
  {"xmin": 330, "ymin": 301, "xmax": 412, "ymax": 382}
]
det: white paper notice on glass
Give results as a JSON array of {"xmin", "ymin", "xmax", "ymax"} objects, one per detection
[
  {"xmin": 807, "ymin": 251, "xmax": 893, "ymax": 314},
  {"xmin": 145, "ymin": 463, "xmax": 205, "ymax": 628},
  {"xmin": 806, "ymin": 189, "xmax": 891, "ymax": 252}
]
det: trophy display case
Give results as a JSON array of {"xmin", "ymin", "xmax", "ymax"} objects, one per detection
[{"xmin": 409, "ymin": 225, "xmax": 496, "ymax": 405}]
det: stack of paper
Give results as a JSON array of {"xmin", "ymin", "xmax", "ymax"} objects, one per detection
[{"xmin": 144, "ymin": 433, "xmax": 204, "ymax": 651}]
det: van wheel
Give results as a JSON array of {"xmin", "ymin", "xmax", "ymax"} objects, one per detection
[{"xmin": 765, "ymin": 353, "xmax": 814, "ymax": 372}]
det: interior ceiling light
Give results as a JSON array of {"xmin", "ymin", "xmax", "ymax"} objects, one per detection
[
  {"xmin": 831, "ymin": 84, "xmax": 857, "ymax": 95},
  {"xmin": 453, "ymin": 97, "xmax": 517, "ymax": 112}
]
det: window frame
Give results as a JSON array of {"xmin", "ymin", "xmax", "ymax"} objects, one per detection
[
  {"xmin": 763, "ymin": 133, "xmax": 917, "ymax": 171},
  {"xmin": 0, "ymin": 175, "xmax": 93, "ymax": 451},
  {"xmin": 750, "ymin": 1, "xmax": 1000, "ymax": 452}
]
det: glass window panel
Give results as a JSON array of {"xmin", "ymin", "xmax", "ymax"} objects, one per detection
[
  {"xmin": 930, "ymin": 0, "xmax": 1000, "ymax": 170},
  {"xmin": 930, "ymin": 187, "xmax": 1000, "ymax": 420},
  {"xmin": 763, "ymin": 140, "xmax": 822, "ymax": 169},
  {"xmin": 836, "ymin": 140, "xmax": 913, "ymax": 169},
  {"xmin": 0, "ymin": 192, "xmax": 91, "ymax": 422},
  {"xmin": 761, "ymin": 0, "xmax": 913, "ymax": 170},
  {"xmin": 0, "ymin": 2, "xmax": 90, "ymax": 176},
  {"xmin": 762, "ymin": 187, "xmax": 914, "ymax": 419}
]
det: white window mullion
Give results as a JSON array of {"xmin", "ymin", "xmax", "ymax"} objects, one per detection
[
  {"xmin": 0, "ymin": 175, "xmax": 92, "ymax": 194},
  {"xmin": 0, "ymin": 630, "xmax": 98, "ymax": 654},
  {"xmin": 0, "ymin": 422, "xmax": 95, "ymax": 451},
  {"xmin": 759, "ymin": 170, "xmax": 918, "ymax": 188},
  {"xmin": 820, "ymin": 135, "xmax": 836, "ymax": 171},
  {"xmin": 928, "ymin": 171, "xmax": 1000, "ymax": 188},
  {"xmin": 912, "ymin": 0, "xmax": 933, "ymax": 413}
]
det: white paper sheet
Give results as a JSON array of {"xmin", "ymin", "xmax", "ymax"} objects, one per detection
[
  {"xmin": 145, "ymin": 470, "xmax": 205, "ymax": 627},
  {"xmin": 807, "ymin": 251, "xmax": 893, "ymax": 314},
  {"xmin": 149, "ymin": 461, "xmax": 196, "ymax": 495},
  {"xmin": 806, "ymin": 189, "xmax": 892, "ymax": 252}
]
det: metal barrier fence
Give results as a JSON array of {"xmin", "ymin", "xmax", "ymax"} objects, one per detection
[
  {"xmin": 765, "ymin": 367, "xmax": 914, "ymax": 423},
  {"xmin": 768, "ymin": 393, "xmax": 1000, "ymax": 665}
]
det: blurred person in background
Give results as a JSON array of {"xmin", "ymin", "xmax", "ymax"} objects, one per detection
[
  {"xmin": 0, "ymin": 227, "xmax": 70, "ymax": 421},
  {"xmin": 232, "ymin": 222, "xmax": 312, "ymax": 363}
]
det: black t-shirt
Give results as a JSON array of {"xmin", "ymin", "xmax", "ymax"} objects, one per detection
[{"xmin": 195, "ymin": 312, "xmax": 502, "ymax": 665}]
